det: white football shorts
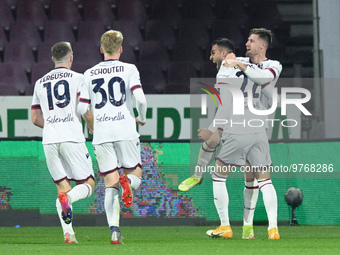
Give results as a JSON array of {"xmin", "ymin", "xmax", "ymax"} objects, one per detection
[
  {"xmin": 216, "ymin": 132, "xmax": 272, "ymax": 168},
  {"xmin": 94, "ymin": 138, "xmax": 142, "ymax": 174},
  {"xmin": 44, "ymin": 142, "xmax": 94, "ymax": 183}
]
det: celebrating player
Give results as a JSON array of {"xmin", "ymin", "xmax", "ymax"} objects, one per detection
[
  {"xmin": 179, "ymin": 28, "xmax": 282, "ymax": 239},
  {"xmin": 78, "ymin": 30, "xmax": 147, "ymax": 244},
  {"xmin": 31, "ymin": 42, "xmax": 95, "ymax": 243}
]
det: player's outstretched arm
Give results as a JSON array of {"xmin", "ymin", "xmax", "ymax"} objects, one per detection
[{"xmin": 225, "ymin": 59, "xmax": 281, "ymax": 85}]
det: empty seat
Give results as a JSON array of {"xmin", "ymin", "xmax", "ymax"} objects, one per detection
[
  {"xmin": 4, "ymin": 42, "xmax": 35, "ymax": 72},
  {"xmin": 150, "ymin": 0, "xmax": 181, "ymax": 27},
  {"xmin": 215, "ymin": 0, "xmax": 248, "ymax": 29},
  {"xmin": 31, "ymin": 62, "xmax": 53, "ymax": 84},
  {"xmin": 0, "ymin": 0, "xmax": 14, "ymax": 30},
  {"xmin": 136, "ymin": 62, "xmax": 166, "ymax": 94},
  {"xmin": 177, "ymin": 20, "xmax": 210, "ymax": 48},
  {"xmin": 245, "ymin": 1, "xmax": 282, "ymax": 30},
  {"xmin": 37, "ymin": 42, "xmax": 54, "ymax": 63},
  {"xmin": 166, "ymin": 62, "xmax": 199, "ymax": 93},
  {"xmin": 145, "ymin": 20, "xmax": 176, "ymax": 49},
  {"xmin": 43, "ymin": 21, "xmax": 76, "ymax": 44},
  {"xmin": 83, "ymin": 0, "xmax": 116, "ymax": 28},
  {"xmin": 172, "ymin": 42, "xmax": 204, "ymax": 69},
  {"xmin": 77, "ymin": 21, "xmax": 106, "ymax": 47},
  {"xmin": 0, "ymin": 63, "xmax": 29, "ymax": 95},
  {"xmin": 117, "ymin": 0, "xmax": 147, "ymax": 29},
  {"xmin": 201, "ymin": 62, "xmax": 218, "ymax": 78},
  {"xmin": 139, "ymin": 41, "xmax": 170, "ymax": 70},
  {"xmin": 10, "ymin": 21, "xmax": 42, "ymax": 50},
  {"xmin": 112, "ymin": 20, "xmax": 143, "ymax": 50},
  {"xmin": 16, "ymin": 0, "xmax": 48, "ymax": 28},
  {"xmin": 181, "ymin": 0, "xmax": 215, "ymax": 27},
  {"xmin": 72, "ymin": 62, "xmax": 93, "ymax": 74},
  {"xmin": 0, "ymin": 28, "xmax": 6, "ymax": 55},
  {"xmin": 50, "ymin": 0, "xmax": 82, "ymax": 28},
  {"xmin": 72, "ymin": 41, "xmax": 103, "ymax": 68},
  {"xmin": 211, "ymin": 20, "xmax": 246, "ymax": 55},
  {"xmin": 119, "ymin": 43, "xmax": 137, "ymax": 64}
]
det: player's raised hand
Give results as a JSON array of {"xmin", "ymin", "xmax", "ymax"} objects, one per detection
[
  {"xmin": 225, "ymin": 52, "xmax": 236, "ymax": 60},
  {"xmin": 224, "ymin": 59, "xmax": 239, "ymax": 68}
]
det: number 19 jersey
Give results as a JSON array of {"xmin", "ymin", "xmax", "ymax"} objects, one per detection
[
  {"xmin": 31, "ymin": 67, "xmax": 85, "ymax": 144},
  {"xmin": 82, "ymin": 60, "xmax": 142, "ymax": 145}
]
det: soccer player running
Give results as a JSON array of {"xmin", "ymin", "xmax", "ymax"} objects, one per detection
[
  {"xmin": 179, "ymin": 28, "xmax": 282, "ymax": 239},
  {"xmin": 78, "ymin": 30, "xmax": 147, "ymax": 244},
  {"xmin": 31, "ymin": 42, "xmax": 95, "ymax": 243}
]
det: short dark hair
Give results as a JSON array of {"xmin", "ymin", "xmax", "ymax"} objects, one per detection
[
  {"xmin": 212, "ymin": 38, "xmax": 235, "ymax": 53},
  {"xmin": 249, "ymin": 28, "xmax": 273, "ymax": 48},
  {"xmin": 51, "ymin": 42, "xmax": 72, "ymax": 61}
]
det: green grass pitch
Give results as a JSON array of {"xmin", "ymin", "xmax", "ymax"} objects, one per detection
[{"xmin": 1, "ymin": 226, "xmax": 340, "ymax": 255}]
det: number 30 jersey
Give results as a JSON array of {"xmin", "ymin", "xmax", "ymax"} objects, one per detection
[
  {"xmin": 81, "ymin": 60, "xmax": 142, "ymax": 145},
  {"xmin": 31, "ymin": 67, "xmax": 85, "ymax": 144}
]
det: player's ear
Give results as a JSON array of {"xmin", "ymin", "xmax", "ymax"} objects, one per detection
[
  {"xmin": 70, "ymin": 54, "xmax": 73, "ymax": 63},
  {"xmin": 51, "ymin": 56, "xmax": 55, "ymax": 63},
  {"xmin": 100, "ymin": 47, "xmax": 104, "ymax": 54},
  {"xmin": 119, "ymin": 46, "xmax": 123, "ymax": 54}
]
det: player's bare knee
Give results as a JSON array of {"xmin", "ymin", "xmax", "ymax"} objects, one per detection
[{"xmin": 86, "ymin": 177, "xmax": 95, "ymax": 191}]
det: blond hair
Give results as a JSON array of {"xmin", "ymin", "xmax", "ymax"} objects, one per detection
[{"xmin": 101, "ymin": 30, "xmax": 123, "ymax": 55}]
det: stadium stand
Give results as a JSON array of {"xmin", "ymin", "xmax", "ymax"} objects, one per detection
[
  {"xmin": 0, "ymin": 63, "xmax": 29, "ymax": 95},
  {"xmin": 83, "ymin": 0, "xmax": 116, "ymax": 28},
  {"xmin": 0, "ymin": 0, "xmax": 314, "ymax": 96}
]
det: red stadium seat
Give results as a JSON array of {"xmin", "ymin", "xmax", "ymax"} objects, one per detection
[
  {"xmin": 31, "ymin": 62, "xmax": 53, "ymax": 85},
  {"xmin": 10, "ymin": 21, "xmax": 42, "ymax": 50},
  {"xmin": 0, "ymin": 28, "xmax": 6, "ymax": 56},
  {"xmin": 117, "ymin": 0, "xmax": 147, "ymax": 29},
  {"xmin": 150, "ymin": 0, "xmax": 181, "ymax": 27},
  {"xmin": 50, "ymin": 0, "xmax": 82, "ymax": 28},
  {"xmin": 112, "ymin": 20, "xmax": 143, "ymax": 50},
  {"xmin": 72, "ymin": 41, "xmax": 103, "ymax": 68},
  {"xmin": 83, "ymin": 0, "xmax": 116, "ymax": 28},
  {"xmin": 119, "ymin": 43, "xmax": 137, "ymax": 64},
  {"xmin": 0, "ymin": 63, "xmax": 30, "ymax": 95},
  {"xmin": 16, "ymin": 0, "xmax": 48, "ymax": 28},
  {"xmin": 0, "ymin": 1, "xmax": 13, "ymax": 30},
  {"xmin": 139, "ymin": 41, "xmax": 170, "ymax": 70},
  {"xmin": 37, "ymin": 42, "xmax": 53, "ymax": 63},
  {"xmin": 4, "ymin": 42, "xmax": 35, "ymax": 72},
  {"xmin": 136, "ymin": 62, "xmax": 166, "ymax": 94},
  {"xmin": 166, "ymin": 62, "xmax": 199, "ymax": 93},
  {"xmin": 77, "ymin": 21, "xmax": 106, "ymax": 47},
  {"xmin": 145, "ymin": 20, "xmax": 176, "ymax": 49},
  {"xmin": 172, "ymin": 42, "xmax": 204, "ymax": 70},
  {"xmin": 43, "ymin": 21, "xmax": 76, "ymax": 44}
]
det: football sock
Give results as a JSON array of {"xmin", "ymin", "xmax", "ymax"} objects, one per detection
[
  {"xmin": 56, "ymin": 198, "xmax": 74, "ymax": 235},
  {"xmin": 258, "ymin": 178, "xmax": 278, "ymax": 230},
  {"xmin": 67, "ymin": 183, "xmax": 92, "ymax": 204},
  {"xmin": 127, "ymin": 174, "xmax": 142, "ymax": 190},
  {"xmin": 243, "ymin": 180, "xmax": 259, "ymax": 225},
  {"xmin": 105, "ymin": 187, "xmax": 120, "ymax": 227},
  {"xmin": 212, "ymin": 172, "xmax": 230, "ymax": 226},
  {"xmin": 195, "ymin": 142, "xmax": 216, "ymax": 179}
]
